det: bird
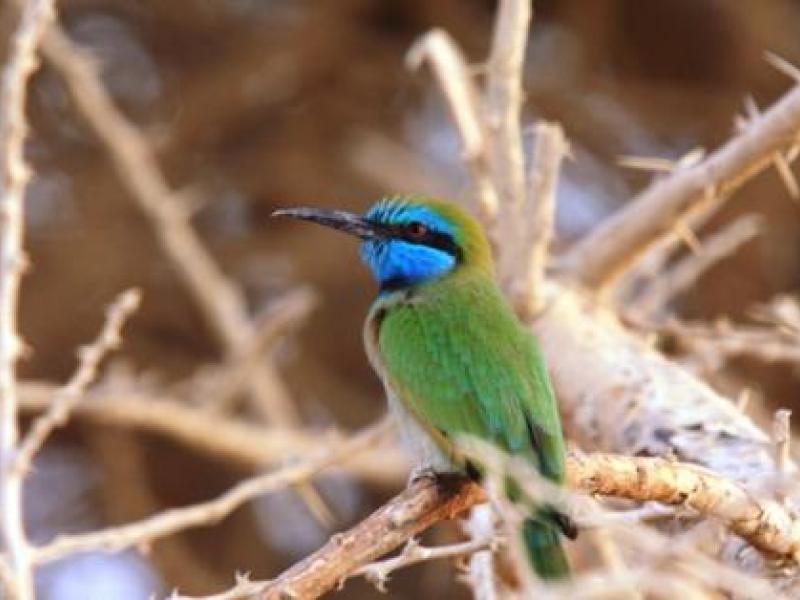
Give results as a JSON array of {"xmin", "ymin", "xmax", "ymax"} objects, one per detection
[{"xmin": 273, "ymin": 194, "xmax": 574, "ymax": 579}]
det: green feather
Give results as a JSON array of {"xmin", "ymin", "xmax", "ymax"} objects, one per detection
[
  {"xmin": 375, "ymin": 267, "xmax": 569, "ymax": 578},
  {"xmin": 377, "ymin": 269, "xmax": 565, "ymax": 481}
]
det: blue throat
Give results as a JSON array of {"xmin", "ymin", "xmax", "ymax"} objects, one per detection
[{"xmin": 361, "ymin": 239, "xmax": 456, "ymax": 292}]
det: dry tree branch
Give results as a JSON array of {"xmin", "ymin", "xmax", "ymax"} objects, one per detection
[
  {"xmin": 39, "ymin": 25, "xmax": 296, "ymax": 425},
  {"xmin": 562, "ymin": 82, "xmax": 800, "ymax": 288},
  {"xmin": 406, "ymin": 30, "xmax": 499, "ymax": 226},
  {"xmin": 257, "ymin": 475, "xmax": 486, "ymax": 600},
  {"xmin": 201, "ymin": 287, "xmax": 316, "ymax": 414},
  {"xmin": 17, "ymin": 383, "xmax": 409, "ymax": 486},
  {"xmin": 0, "ymin": 1, "xmax": 56, "ymax": 597},
  {"xmin": 12, "ymin": 289, "xmax": 141, "ymax": 477},
  {"xmin": 649, "ymin": 318, "xmax": 800, "ymax": 367},
  {"xmin": 485, "ymin": 0, "xmax": 530, "ymax": 219},
  {"xmin": 630, "ymin": 214, "xmax": 762, "ymax": 318},
  {"xmin": 32, "ymin": 420, "xmax": 390, "ymax": 565},
  {"xmin": 512, "ymin": 122, "xmax": 567, "ymax": 319},
  {"xmin": 0, "ymin": 555, "xmax": 17, "ymax": 599},
  {"xmin": 38, "ymin": 18, "xmax": 338, "ymax": 525},
  {"xmin": 566, "ymin": 452, "xmax": 800, "ymax": 561},
  {"xmin": 184, "ymin": 445, "xmax": 800, "ymax": 600}
]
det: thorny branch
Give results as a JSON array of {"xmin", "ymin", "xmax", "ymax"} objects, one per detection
[
  {"xmin": 12, "ymin": 289, "xmax": 141, "ymax": 477},
  {"xmin": 562, "ymin": 79, "xmax": 800, "ymax": 288},
  {"xmin": 32, "ymin": 421, "xmax": 391, "ymax": 565},
  {"xmin": 0, "ymin": 0, "xmax": 57, "ymax": 598},
  {"xmin": 39, "ymin": 24, "xmax": 297, "ymax": 426},
  {"xmin": 406, "ymin": 30, "xmax": 499, "ymax": 226}
]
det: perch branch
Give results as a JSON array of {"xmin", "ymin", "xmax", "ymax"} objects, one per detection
[
  {"xmin": 257, "ymin": 476, "xmax": 486, "ymax": 600},
  {"xmin": 562, "ymin": 82, "xmax": 800, "ymax": 288},
  {"xmin": 32, "ymin": 420, "xmax": 390, "ymax": 565},
  {"xmin": 194, "ymin": 446, "xmax": 800, "ymax": 599},
  {"xmin": 0, "ymin": 0, "xmax": 56, "ymax": 597},
  {"xmin": 39, "ymin": 24, "xmax": 297, "ymax": 425},
  {"xmin": 12, "ymin": 289, "xmax": 140, "ymax": 477}
]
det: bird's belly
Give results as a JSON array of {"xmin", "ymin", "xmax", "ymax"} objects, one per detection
[{"xmin": 386, "ymin": 390, "xmax": 453, "ymax": 474}]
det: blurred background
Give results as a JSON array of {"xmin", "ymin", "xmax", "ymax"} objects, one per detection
[{"xmin": 3, "ymin": 0, "xmax": 800, "ymax": 598}]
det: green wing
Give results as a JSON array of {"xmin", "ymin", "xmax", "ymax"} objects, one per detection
[{"xmin": 378, "ymin": 273, "xmax": 566, "ymax": 483}]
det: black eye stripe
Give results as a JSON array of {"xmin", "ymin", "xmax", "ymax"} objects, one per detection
[{"xmin": 366, "ymin": 218, "xmax": 463, "ymax": 261}]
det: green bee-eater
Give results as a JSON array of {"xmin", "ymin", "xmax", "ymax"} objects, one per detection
[{"xmin": 274, "ymin": 195, "xmax": 574, "ymax": 579}]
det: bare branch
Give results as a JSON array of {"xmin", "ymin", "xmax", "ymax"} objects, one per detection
[
  {"xmin": 485, "ymin": 0, "xmax": 531, "ymax": 216},
  {"xmin": 0, "ymin": 1, "xmax": 57, "ymax": 597},
  {"xmin": 462, "ymin": 505, "xmax": 500, "ymax": 600},
  {"xmin": 562, "ymin": 83, "xmax": 800, "ymax": 288},
  {"xmin": 39, "ymin": 25, "xmax": 297, "ymax": 425},
  {"xmin": 567, "ymin": 451, "xmax": 800, "ymax": 562},
  {"xmin": 357, "ymin": 534, "xmax": 495, "ymax": 594},
  {"xmin": 18, "ymin": 384, "xmax": 408, "ymax": 486},
  {"xmin": 632, "ymin": 215, "xmax": 762, "ymax": 318},
  {"xmin": 647, "ymin": 318, "xmax": 800, "ymax": 368},
  {"xmin": 32, "ymin": 421, "xmax": 390, "ymax": 565},
  {"xmin": 257, "ymin": 476, "xmax": 486, "ymax": 600},
  {"xmin": 512, "ymin": 122, "xmax": 567, "ymax": 319},
  {"xmin": 200, "ymin": 287, "xmax": 316, "ymax": 414},
  {"xmin": 12, "ymin": 289, "xmax": 140, "ymax": 477},
  {"xmin": 407, "ymin": 30, "xmax": 499, "ymax": 227}
]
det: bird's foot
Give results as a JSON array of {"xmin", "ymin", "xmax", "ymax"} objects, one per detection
[{"xmin": 408, "ymin": 465, "xmax": 439, "ymax": 486}]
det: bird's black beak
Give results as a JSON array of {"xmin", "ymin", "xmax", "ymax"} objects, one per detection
[{"xmin": 271, "ymin": 207, "xmax": 381, "ymax": 240}]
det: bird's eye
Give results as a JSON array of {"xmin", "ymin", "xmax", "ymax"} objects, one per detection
[{"xmin": 407, "ymin": 221, "xmax": 428, "ymax": 238}]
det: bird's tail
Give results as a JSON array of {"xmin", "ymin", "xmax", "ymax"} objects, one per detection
[{"xmin": 522, "ymin": 517, "xmax": 570, "ymax": 580}]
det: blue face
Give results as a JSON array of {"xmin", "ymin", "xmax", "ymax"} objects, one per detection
[{"xmin": 360, "ymin": 198, "xmax": 459, "ymax": 291}]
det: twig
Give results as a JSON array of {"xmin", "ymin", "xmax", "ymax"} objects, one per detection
[
  {"xmin": 648, "ymin": 318, "xmax": 800, "ymax": 367},
  {"xmin": 31, "ymin": 421, "xmax": 390, "ymax": 565},
  {"xmin": 587, "ymin": 529, "xmax": 642, "ymax": 600},
  {"xmin": 462, "ymin": 504, "xmax": 499, "ymax": 600},
  {"xmin": 0, "ymin": 556, "xmax": 17, "ymax": 599},
  {"xmin": 406, "ymin": 30, "xmax": 499, "ymax": 227},
  {"xmin": 199, "ymin": 287, "xmax": 315, "ymax": 414},
  {"xmin": 39, "ymin": 25, "xmax": 297, "ymax": 426},
  {"xmin": 561, "ymin": 82, "xmax": 800, "ymax": 288},
  {"xmin": 512, "ymin": 122, "xmax": 567, "ymax": 319},
  {"xmin": 12, "ymin": 289, "xmax": 141, "ymax": 477},
  {"xmin": 257, "ymin": 476, "xmax": 486, "ymax": 600},
  {"xmin": 485, "ymin": 0, "xmax": 530, "ymax": 218},
  {"xmin": 631, "ymin": 215, "xmax": 762, "ymax": 318},
  {"xmin": 773, "ymin": 409, "xmax": 792, "ymax": 476},
  {"xmin": 169, "ymin": 573, "xmax": 267, "ymax": 600},
  {"xmin": 18, "ymin": 384, "xmax": 408, "ymax": 486},
  {"xmin": 356, "ymin": 535, "xmax": 494, "ymax": 594},
  {"xmin": 0, "ymin": 0, "xmax": 56, "ymax": 597}
]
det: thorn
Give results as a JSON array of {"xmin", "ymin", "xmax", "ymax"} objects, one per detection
[
  {"xmin": 765, "ymin": 51, "xmax": 800, "ymax": 83},
  {"xmin": 674, "ymin": 218, "xmax": 702, "ymax": 255}
]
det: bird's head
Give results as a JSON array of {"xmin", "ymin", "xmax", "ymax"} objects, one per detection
[{"xmin": 273, "ymin": 195, "xmax": 492, "ymax": 292}]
